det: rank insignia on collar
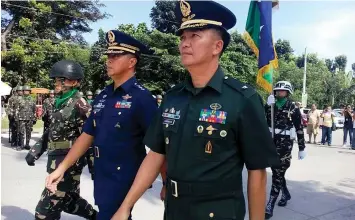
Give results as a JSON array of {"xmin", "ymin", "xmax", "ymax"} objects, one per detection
[{"xmin": 122, "ymin": 94, "xmax": 132, "ymax": 100}]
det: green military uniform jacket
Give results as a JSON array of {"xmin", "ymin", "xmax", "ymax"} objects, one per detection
[{"xmin": 144, "ymin": 67, "xmax": 279, "ymax": 219}]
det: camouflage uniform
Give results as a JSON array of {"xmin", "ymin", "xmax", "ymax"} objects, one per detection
[
  {"xmin": 16, "ymin": 88, "xmax": 36, "ymax": 150},
  {"xmin": 264, "ymin": 81, "xmax": 306, "ymax": 219},
  {"xmin": 25, "ymin": 60, "xmax": 96, "ymax": 220},
  {"xmin": 6, "ymin": 89, "xmax": 17, "ymax": 144},
  {"xmin": 41, "ymin": 93, "xmax": 55, "ymax": 154}
]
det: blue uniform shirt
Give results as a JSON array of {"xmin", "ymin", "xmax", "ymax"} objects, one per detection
[{"xmin": 83, "ymin": 76, "xmax": 157, "ymax": 207}]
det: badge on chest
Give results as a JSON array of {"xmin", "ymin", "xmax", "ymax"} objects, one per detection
[
  {"xmin": 162, "ymin": 107, "xmax": 181, "ymax": 128},
  {"xmin": 115, "ymin": 94, "xmax": 132, "ymax": 109}
]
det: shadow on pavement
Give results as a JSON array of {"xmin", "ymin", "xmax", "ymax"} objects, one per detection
[{"xmin": 1, "ymin": 205, "xmax": 34, "ymax": 220}]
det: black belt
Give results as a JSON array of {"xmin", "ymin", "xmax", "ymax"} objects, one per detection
[{"xmin": 166, "ymin": 176, "xmax": 242, "ymax": 198}]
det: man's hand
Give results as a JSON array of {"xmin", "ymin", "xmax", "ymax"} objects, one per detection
[
  {"xmin": 45, "ymin": 168, "xmax": 65, "ymax": 193},
  {"xmin": 267, "ymin": 95, "xmax": 275, "ymax": 106},
  {"xmin": 160, "ymin": 185, "xmax": 166, "ymax": 201},
  {"xmin": 298, "ymin": 150, "xmax": 306, "ymax": 160},
  {"xmin": 25, "ymin": 154, "xmax": 36, "ymax": 166},
  {"xmin": 111, "ymin": 206, "xmax": 130, "ymax": 220}
]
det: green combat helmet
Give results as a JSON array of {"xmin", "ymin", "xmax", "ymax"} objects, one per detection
[
  {"xmin": 23, "ymin": 85, "xmax": 31, "ymax": 91},
  {"xmin": 79, "ymin": 91, "xmax": 84, "ymax": 96},
  {"xmin": 86, "ymin": 91, "xmax": 93, "ymax": 96}
]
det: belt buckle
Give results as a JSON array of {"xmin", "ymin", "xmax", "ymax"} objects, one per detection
[{"xmin": 171, "ymin": 180, "xmax": 178, "ymax": 197}]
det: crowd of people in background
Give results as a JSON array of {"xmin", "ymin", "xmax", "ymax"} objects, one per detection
[{"xmin": 304, "ymin": 103, "xmax": 355, "ymax": 150}]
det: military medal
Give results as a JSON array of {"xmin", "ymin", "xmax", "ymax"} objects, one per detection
[
  {"xmin": 220, "ymin": 130, "xmax": 227, "ymax": 137},
  {"xmin": 199, "ymin": 103, "xmax": 227, "ymax": 125},
  {"xmin": 206, "ymin": 125, "xmax": 217, "ymax": 135},
  {"xmin": 205, "ymin": 141, "xmax": 212, "ymax": 154},
  {"xmin": 197, "ymin": 125, "xmax": 204, "ymax": 133}
]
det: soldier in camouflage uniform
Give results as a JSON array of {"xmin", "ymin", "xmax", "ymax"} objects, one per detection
[
  {"xmin": 85, "ymin": 91, "xmax": 94, "ymax": 105},
  {"xmin": 16, "ymin": 85, "xmax": 36, "ymax": 150},
  {"xmin": 41, "ymin": 90, "xmax": 56, "ymax": 154},
  {"xmin": 25, "ymin": 60, "xmax": 96, "ymax": 220},
  {"xmin": 11, "ymin": 86, "xmax": 24, "ymax": 146},
  {"xmin": 264, "ymin": 81, "xmax": 306, "ymax": 219},
  {"xmin": 6, "ymin": 87, "xmax": 18, "ymax": 144}
]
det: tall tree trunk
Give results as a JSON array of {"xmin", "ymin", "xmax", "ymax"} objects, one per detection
[{"xmin": 1, "ymin": 19, "xmax": 16, "ymax": 52}]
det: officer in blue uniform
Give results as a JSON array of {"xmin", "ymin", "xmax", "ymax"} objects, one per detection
[{"xmin": 45, "ymin": 30, "xmax": 158, "ymax": 219}]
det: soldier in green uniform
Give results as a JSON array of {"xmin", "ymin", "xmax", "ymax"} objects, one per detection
[
  {"xmin": 41, "ymin": 89, "xmax": 56, "ymax": 154},
  {"xmin": 25, "ymin": 60, "xmax": 96, "ymax": 219},
  {"xmin": 112, "ymin": 1, "xmax": 279, "ymax": 220},
  {"xmin": 6, "ymin": 87, "xmax": 17, "ymax": 144},
  {"xmin": 17, "ymin": 85, "xmax": 36, "ymax": 150},
  {"xmin": 12, "ymin": 86, "xmax": 24, "ymax": 147},
  {"xmin": 86, "ymin": 91, "xmax": 94, "ymax": 105},
  {"xmin": 156, "ymin": 95, "xmax": 163, "ymax": 107}
]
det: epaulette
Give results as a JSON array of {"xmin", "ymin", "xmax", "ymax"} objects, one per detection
[
  {"xmin": 223, "ymin": 77, "xmax": 256, "ymax": 98},
  {"xmin": 165, "ymin": 83, "xmax": 185, "ymax": 95},
  {"xmin": 134, "ymin": 82, "xmax": 147, "ymax": 91}
]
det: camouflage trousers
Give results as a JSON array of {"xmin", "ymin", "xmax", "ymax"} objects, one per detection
[
  {"xmin": 35, "ymin": 156, "xmax": 95, "ymax": 219},
  {"xmin": 85, "ymin": 146, "xmax": 95, "ymax": 180},
  {"xmin": 270, "ymin": 136, "xmax": 293, "ymax": 198},
  {"xmin": 8, "ymin": 116, "xmax": 17, "ymax": 144},
  {"xmin": 18, "ymin": 120, "xmax": 33, "ymax": 147}
]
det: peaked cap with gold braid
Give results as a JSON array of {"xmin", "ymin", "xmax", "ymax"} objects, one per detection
[
  {"xmin": 104, "ymin": 30, "xmax": 151, "ymax": 57},
  {"xmin": 176, "ymin": 0, "xmax": 237, "ymax": 49}
]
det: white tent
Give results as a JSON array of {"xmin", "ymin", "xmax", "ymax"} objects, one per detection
[{"xmin": 0, "ymin": 81, "xmax": 12, "ymax": 96}]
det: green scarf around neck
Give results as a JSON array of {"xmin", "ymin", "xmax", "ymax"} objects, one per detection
[
  {"xmin": 275, "ymin": 97, "xmax": 287, "ymax": 108},
  {"xmin": 55, "ymin": 89, "xmax": 78, "ymax": 108}
]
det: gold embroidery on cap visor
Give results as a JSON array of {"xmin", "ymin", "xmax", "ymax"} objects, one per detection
[
  {"xmin": 106, "ymin": 46, "xmax": 136, "ymax": 54},
  {"xmin": 180, "ymin": 19, "xmax": 223, "ymax": 30}
]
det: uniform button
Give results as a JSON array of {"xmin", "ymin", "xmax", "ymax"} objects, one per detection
[
  {"xmin": 118, "ymin": 112, "xmax": 121, "ymax": 115},
  {"xmin": 224, "ymin": 76, "xmax": 228, "ymax": 79},
  {"xmin": 165, "ymin": 137, "xmax": 169, "ymax": 145},
  {"xmin": 117, "ymin": 167, "xmax": 121, "ymax": 170},
  {"xmin": 209, "ymin": 212, "xmax": 214, "ymax": 218}
]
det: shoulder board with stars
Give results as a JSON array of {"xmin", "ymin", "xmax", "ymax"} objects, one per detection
[
  {"xmin": 134, "ymin": 82, "xmax": 146, "ymax": 91},
  {"xmin": 223, "ymin": 77, "xmax": 256, "ymax": 98}
]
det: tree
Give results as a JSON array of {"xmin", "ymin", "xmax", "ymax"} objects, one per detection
[
  {"xmin": 150, "ymin": 0, "xmax": 179, "ymax": 34},
  {"xmin": 1, "ymin": 1, "xmax": 108, "ymax": 88},
  {"xmin": 334, "ymin": 55, "xmax": 347, "ymax": 72},
  {"xmin": 275, "ymin": 39, "xmax": 294, "ymax": 61},
  {"xmin": 1, "ymin": 1, "xmax": 109, "ymax": 50}
]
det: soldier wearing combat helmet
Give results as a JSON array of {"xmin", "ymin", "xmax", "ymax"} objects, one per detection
[{"xmin": 25, "ymin": 60, "xmax": 96, "ymax": 219}]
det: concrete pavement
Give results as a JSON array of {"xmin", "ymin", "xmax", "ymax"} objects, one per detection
[{"xmin": 1, "ymin": 129, "xmax": 355, "ymax": 220}]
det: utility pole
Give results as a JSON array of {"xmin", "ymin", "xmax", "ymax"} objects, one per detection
[{"xmin": 302, "ymin": 47, "xmax": 307, "ymax": 107}]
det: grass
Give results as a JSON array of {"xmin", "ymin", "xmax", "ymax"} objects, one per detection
[{"xmin": 1, "ymin": 117, "xmax": 44, "ymax": 131}]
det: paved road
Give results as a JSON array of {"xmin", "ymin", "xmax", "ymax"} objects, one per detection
[{"xmin": 1, "ymin": 129, "xmax": 355, "ymax": 220}]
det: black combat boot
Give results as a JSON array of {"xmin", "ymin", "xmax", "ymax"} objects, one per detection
[
  {"xmin": 278, "ymin": 185, "xmax": 291, "ymax": 207},
  {"xmin": 265, "ymin": 195, "xmax": 277, "ymax": 219},
  {"xmin": 24, "ymin": 141, "xmax": 31, "ymax": 150}
]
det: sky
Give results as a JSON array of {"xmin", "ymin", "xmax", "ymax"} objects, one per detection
[{"xmin": 83, "ymin": 1, "xmax": 355, "ymax": 71}]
